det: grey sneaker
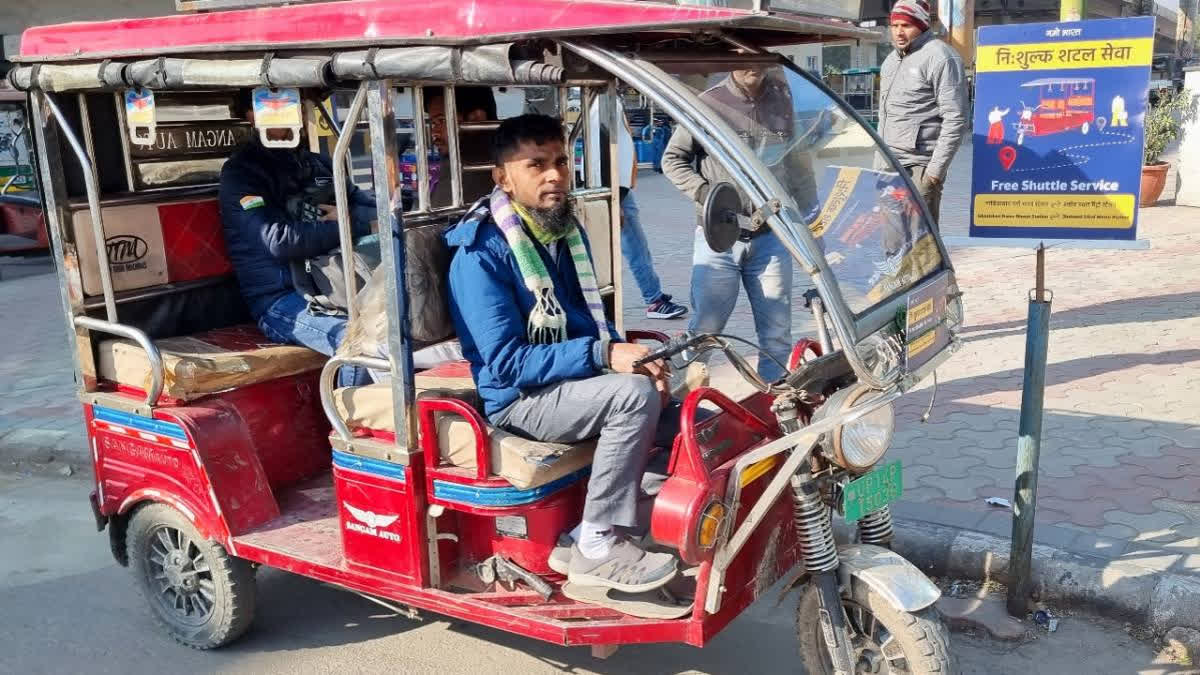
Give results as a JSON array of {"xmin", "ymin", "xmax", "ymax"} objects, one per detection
[
  {"xmin": 567, "ymin": 537, "xmax": 677, "ymax": 593},
  {"xmin": 547, "ymin": 533, "xmax": 573, "ymax": 575}
]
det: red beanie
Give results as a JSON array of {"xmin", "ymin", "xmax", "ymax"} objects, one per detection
[{"xmin": 890, "ymin": 0, "xmax": 931, "ymax": 31}]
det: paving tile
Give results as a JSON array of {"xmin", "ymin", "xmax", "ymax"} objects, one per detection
[
  {"xmin": 1066, "ymin": 532, "xmax": 1131, "ymax": 558},
  {"xmin": 1103, "ymin": 510, "xmax": 1189, "ymax": 543},
  {"xmin": 917, "ymin": 471, "xmax": 993, "ymax": 501},
  {"xmin": 1153, "ymin": 498, "xmax": 1200, "ymax": 524}
]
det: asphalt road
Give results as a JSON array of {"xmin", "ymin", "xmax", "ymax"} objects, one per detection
[{"xmin": 1, "ymin": 472, "xmax": 1173, "ymax": 675}]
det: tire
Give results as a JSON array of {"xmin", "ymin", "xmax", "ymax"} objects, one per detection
[
  {"xmin": 796, "ymin": 579, "xmax": 955, "ymax": 674},
  {"xmin": 127, "ymin": 503, "xmax": 256, "ymax": 650}
]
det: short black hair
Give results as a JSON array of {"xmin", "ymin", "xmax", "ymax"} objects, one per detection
[
  {"xmin": 422, "ymin": 85, "xmax": 498, "ymax": 120},
  {"xmin": 491, "ymin": 114, "xmax": 564, "ymax": 166}
]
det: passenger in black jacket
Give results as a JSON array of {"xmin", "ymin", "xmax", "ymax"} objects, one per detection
[{"xmin": 218, "ymin": 94, "xmax": 375, "ymax": 386}]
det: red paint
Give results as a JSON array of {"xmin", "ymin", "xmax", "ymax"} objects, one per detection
[
  {"xmin": 0, "ymin": 201, "xmax": 48, "ymax": 253},
  {"xmin": 998, "ymin": 145, "xmax": 1017, "ymax": 171},
  {"xmin": 158, "ymin": 200, "xmax": 233, "ymax": 283},
  {"xmin": 787, "ymin": 338, "xmax": 823, "ymax": 371},
  {"xmin": 334, "ymin": 463, "xmax": 422, "ymax": 584},
  {"xmin": 20, "ymin": 0, "xmax": 747, "ymax": 60}
]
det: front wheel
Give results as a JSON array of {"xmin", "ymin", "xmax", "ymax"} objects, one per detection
[
  {"xmin": 127, "ymin": 503, "xmax": 257, "ymax": 649},
  {"xmin": 796, "ymin": 580, "xmax": 954, "ymax": 674}
]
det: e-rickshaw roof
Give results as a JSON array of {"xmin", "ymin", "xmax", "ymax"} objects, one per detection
[{"xmin": 17, "ymin": 0, "xmax": 873, "ymax": 63}]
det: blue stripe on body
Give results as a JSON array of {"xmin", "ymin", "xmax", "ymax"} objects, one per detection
[{"xmin": 93, "ymin": 405, "xmax": 188, "ymax": 440}]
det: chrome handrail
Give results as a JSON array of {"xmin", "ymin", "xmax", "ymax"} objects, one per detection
[
  {"xmin": 320, "ymin": 354, "xmax": 390, "ymax": 442},
  {"xmin": 44, "ymin": 95, "xmax": 118, "ymax": 322},
  {"xmin": 74, "ymin": 316, "xmax": 164, "ymax": 409},
  {"xmin": 333, "ymin": 81, "xmax": 369, "ymax": 328}
]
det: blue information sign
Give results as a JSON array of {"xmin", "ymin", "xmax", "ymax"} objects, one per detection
[{"xmin": 970, "ymin": 17, "xmax": 1154, "ymax": 241}]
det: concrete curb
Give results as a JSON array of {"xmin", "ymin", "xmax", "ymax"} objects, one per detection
[
  {"xmin": 0, "ymin": 428, "xmax": 89, "ymax": 466},
  {"xmin": 887, "ymin": 519, "xmax": 1200, "ymax": 633}
]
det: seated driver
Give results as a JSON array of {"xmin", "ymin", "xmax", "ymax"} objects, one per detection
[{"xmin": 445, "ymin": 114, "xmax": 678, "ymax": 593}]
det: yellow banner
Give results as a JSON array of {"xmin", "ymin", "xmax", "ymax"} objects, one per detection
[
  {"xmin": 977, "ymin": 38, "xmax": 1153, "ymax": 72},
  {"xmin": 973, "ymin": 194, "xmax": 1136, "ymax": 229},
  {"xmin": 811, "ymin": 167, "xmax": 860, "ymax": 238}
]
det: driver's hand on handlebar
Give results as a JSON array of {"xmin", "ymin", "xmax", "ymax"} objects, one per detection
[
  {"xmin": 609, "ymin": 343, "xmax": 672, "ymax": 406},
  {"xmin": 317, "ymin": 204, "xmax": 338, "ymax": 222}
]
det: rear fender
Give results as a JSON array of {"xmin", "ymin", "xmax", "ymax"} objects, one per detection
[{"xmin": 837, "ymin": 544, "xmax": 941, "ymax": 612}]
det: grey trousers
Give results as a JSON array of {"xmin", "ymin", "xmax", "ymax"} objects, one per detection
[
  {"xmin": 492, "ymin": 373, "xmax": 680, "ymax": 529},
  {"xmin": 906, "ymin": 164, "xmax": 943, "ymax": 227}
]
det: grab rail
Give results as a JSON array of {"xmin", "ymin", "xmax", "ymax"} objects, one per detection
[
  {"xmin": 320, "ymin": 354, "xmax": 389, "ymax": 442},
  {"xmin": 74, "ymin": 316, "xmax": 163, "ymax": 410},
  {"xmin": 44, "ymin": 95, "xmax": 117, "ymax": 322},
  {"xmin": 332, "ymin": 81, "xmax": 369, "ymax": 328}
]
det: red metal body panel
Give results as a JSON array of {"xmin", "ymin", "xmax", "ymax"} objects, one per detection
[
  {"xmin": 0, "ymin": 201, "xmax": 48, "ymax": 253},
  {"xmin": 333, "ymin": 463, "xmax": 423, "ymax": 584},
  {"xmin": 19, "ymin": 0, "xmax": 746, "ymax": 60}
]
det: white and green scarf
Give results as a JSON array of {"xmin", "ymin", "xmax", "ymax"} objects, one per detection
[{"xmin": 489, "ymin": 187, "xmax": 609, "ymax": 344}]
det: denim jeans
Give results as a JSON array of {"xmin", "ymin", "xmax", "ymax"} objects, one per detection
[
  {"xmin": 257, "ymin": 292, "xmax": 370, "ymax": 387},
  {"xmin": 689, "ymin": 229, "xmax": 792, "ymax": 382},
  {"xmin": 620, "ymin": 192, "xmax": 665, "ymax": 306}
]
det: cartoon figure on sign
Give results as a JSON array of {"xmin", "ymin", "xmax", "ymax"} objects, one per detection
[
  {"xmin": 1111, "ymin": 95, "xmax": 1128, "ymax": 127},
  {"xmin": 986, "ymin": 106, "xmax": 1010, "ymax": 144}
]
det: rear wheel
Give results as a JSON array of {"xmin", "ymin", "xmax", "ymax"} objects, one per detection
[
  {"xmin": 127, "ymin": 503, "xmax": 256, "ymax": 649},
  {"xmin": 796, "ymin": 580, "xmax": 954, "ymax": 674}
]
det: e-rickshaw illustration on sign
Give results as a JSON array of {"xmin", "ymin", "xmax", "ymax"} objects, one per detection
[
  {"xmin": 1013, "ymin": 76, "xmax": 1098, "ymax": 145},
  {"xmin": 11, "ymin": 0, "xmax": 964, "ymax": 671}
]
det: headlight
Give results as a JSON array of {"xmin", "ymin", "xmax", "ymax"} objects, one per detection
[
  {"xmin": 854, "ymin": 328, "xmax": 903, "ymax": 384},
  {"xmin": 817, "ymin": 384, "xmax": 895, "ymax": 472}
]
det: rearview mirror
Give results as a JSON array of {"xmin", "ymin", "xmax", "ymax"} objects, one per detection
[{"xmin": 701, "ymin": 181, "xmax": 742, "ymax": 253}]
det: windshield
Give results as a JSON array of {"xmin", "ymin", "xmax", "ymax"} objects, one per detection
[{"xmin": 659, "ymin": 60, "xmax": 944, "ymax": 315}]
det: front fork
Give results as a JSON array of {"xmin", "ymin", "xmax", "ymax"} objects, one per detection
[{"xmin": 775, "ymin": 394, "xmax": 897, "ymax": 674}]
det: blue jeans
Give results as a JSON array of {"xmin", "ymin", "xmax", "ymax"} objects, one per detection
[
  {"xmin": 620, "ymin": 192, "xmax": 665, "ymax": 306},
  {"xmin": 689, "ymin": 230, "xmax": 792, "ymax": 382},
  {"xmin": 257, "ymin": 292, "xmax": 370, "ymax": 387}
]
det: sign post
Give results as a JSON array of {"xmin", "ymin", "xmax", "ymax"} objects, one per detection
[{"xmin": 962, "ymin": 16, "xmax": 1155, "ymax": 617}]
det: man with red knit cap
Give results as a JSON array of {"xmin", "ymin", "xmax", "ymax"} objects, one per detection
[{"xmin": 877, "ymin": 0, "xmax": 967, "ymax": 226}]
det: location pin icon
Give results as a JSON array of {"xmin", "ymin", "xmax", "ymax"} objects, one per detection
[
  {"xmin": 999, "ymin": 146, "xmax": 1017, "ymax": 171},
  {"xmin": 1097, "ymin": 117, "xmax": 1108, "ymax": 132}
]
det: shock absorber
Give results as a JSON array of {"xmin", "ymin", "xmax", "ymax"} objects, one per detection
[
  {"xmin": 792, "ymin": 474, "xmax": 855, "ymax": 674},
  {"xmin": 791, "ymin": 475, "xmax": 838, "ymax": 573},
  {"xmin": 857, "ymin": 505, "xmax": 895, "ymax": 548}
]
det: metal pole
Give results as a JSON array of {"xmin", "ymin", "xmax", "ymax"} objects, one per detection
[
  {"xmin": 1007, "ymin": 244, "xmax": 1051, "ymax": 617},
  {"xmin": 1061, "ymin": 0, "xmax": 1087, "ymax": 21},
  {"xmin": 333, "ymin": 81, "xmax": 369, "ymax": 328},
  {"xmin": 367, "ymin": 81, "xmax": 417, "ymax": 450}
]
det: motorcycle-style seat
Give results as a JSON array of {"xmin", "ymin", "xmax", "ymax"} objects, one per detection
[{"xmin": 333, "ymin": 360, "xmax": 595, "ymax": 491}]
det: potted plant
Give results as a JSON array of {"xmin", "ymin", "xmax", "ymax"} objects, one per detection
[{"xmin": 1141, "ymin": 88, "xmax": 1195, "ymax": 206}]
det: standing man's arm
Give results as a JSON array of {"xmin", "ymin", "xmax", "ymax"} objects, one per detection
[
  {"xmin": 925, "ymin": 53, "xmax": 968, "ymax": 182},
  {"xmin": 662, "ymin": 125, "xmax": 709, "ymax": 203}
]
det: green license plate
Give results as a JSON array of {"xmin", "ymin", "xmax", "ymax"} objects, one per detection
[{"xmin": 842, "ymin": 461, "xmax": 903, "ymax": 523}]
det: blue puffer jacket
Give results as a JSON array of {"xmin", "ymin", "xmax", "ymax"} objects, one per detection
[
  {"xmin": 445, "ymin": 198, "xmax": 622, "ymax": 419},
  {"xmin": 218, "ymin": 140, "xmax": 375, "ymax": 318}
]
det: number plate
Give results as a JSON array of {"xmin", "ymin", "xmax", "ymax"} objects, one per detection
[{"xmin": 841, "ymin": 461, "xmax": 903, "ymax": 523}]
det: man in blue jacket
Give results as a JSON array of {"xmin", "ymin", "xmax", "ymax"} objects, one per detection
[
  {"xmin": 218, "ymin": 93, "xmax": 376, "ymax": 386},
  {"xmin": 446, "ymin": 114, "xmax": 678, "ymax": 593}
]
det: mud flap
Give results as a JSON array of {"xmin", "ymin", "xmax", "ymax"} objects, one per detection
[{"xmin": 836, "ymin": 544, "xmax": 941, "ymax": 612}]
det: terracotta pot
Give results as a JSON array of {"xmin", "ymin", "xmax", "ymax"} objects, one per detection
[{"xmin": 1140, "ymin": 162, "xmax": 1169, "ymax": 207}]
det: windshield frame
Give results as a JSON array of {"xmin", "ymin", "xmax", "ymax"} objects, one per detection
[{"xmin": 564, "ymin": 40, "xmax": 956, "ymax": 388}]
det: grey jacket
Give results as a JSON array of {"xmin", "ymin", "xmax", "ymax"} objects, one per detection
[
  {"xmin": 663, "ymin": 75, "xmax": 818, "ymax": 220},
  {"xmin": 877, "ymin": 31, "xmax": 968, "ymax": 179}
]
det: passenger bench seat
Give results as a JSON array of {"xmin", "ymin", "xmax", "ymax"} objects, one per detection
[{"xmin": 94, "ymin": 324, "xmax": 327, "ymax": 402}]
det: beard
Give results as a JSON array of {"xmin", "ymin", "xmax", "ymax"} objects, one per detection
[{"xmin": 528, "ymin": 195, "xmax": 576, "ymax": 238}]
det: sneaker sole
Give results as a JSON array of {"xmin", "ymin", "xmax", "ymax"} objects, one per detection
[
  {"xmin": 646, "ymin": 309, "xmax": 688, "ymax": 320},
  {"xmin": 567, "ymin": 566, "xmax": 678, "ymax": 594}
]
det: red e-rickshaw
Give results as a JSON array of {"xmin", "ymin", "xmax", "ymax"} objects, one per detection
[
  {"xmin": 12, "ymin": 0, "xmax": 963, "ymax": 671},
  {"xmin": 1014, "ymin": 76, "xmax": 1097, "ymax": 145}
]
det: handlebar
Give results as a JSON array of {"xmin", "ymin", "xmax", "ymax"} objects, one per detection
[{"xmin": 634, "ymin": 332, "xmax": 781, "ymax": 395}]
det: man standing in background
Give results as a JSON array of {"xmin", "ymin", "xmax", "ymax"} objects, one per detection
[{"xmin": 877, "ymin": 0, "xmax": 968, "ymax": 225}]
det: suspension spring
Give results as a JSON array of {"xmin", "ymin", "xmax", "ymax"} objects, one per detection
[
  {"xmin": 790, "ymin": 475, "xmax": 839, "ymax": 573},
  {"xmin": 857, "ymin": 506, "xmax": 895, "ymax": 547}
]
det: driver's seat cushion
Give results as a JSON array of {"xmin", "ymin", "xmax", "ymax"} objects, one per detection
[{"xmin": 333, "ymin": 361, "xmax": 595, "ymax": 490}]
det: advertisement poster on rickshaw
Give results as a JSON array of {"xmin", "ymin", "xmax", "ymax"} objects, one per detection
[{"xmin": 970, "ymin": 17, "xmax": 1154, "ymax": 241}]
